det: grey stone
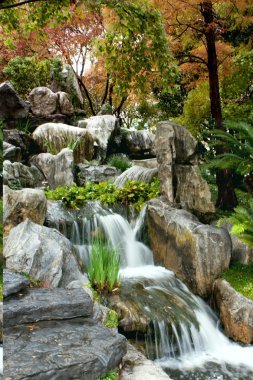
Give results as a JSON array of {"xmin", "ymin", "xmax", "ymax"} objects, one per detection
[
  {"xmin": 4, "ymin": 318, "xmax": 127, "ymax": 380},
  {"xmin": 3, "ymin": 129, "xmax": 42, "ymax": 163},
  {"xmin": 121, "ymin": 343, "xmax": 171, "ymax": 380},
  {"xmin": 4, "ymin": 220, "xmax": 84, "ymax": 288},
  {"xmin": 57, "ymin": 91, "xmax": 74, "ymax": 115},
  {"xmin": 32, "ymin": 122, "xmax": 94, "ymax": 163},
  {"xmin": 78, "ymin": 115, "xmax": 118, "ymax": 161},
  {"xmin": 3, "ymin": 142, "xmax": 21, "ymax": 162},
  {"xmin": 222, "ymin": 222, "xmax": 253, "ymax": 264},
  {"xmin": 147, "ymin": 198, "xmax": 231, "ymax": 297},
  {"xmin": 3, "ymin": 269, "xmax": 30, "ymax": 298},
  {"xmin": 3, "ymin": 161, "xmax": 45, "ymax": 189},
  {"xmin": 0, "ymin": 303, "xmax": 2, "ymax": 343},
  {"xmin": 32, "ymin": 148, "xmax": 74, "ymax": 189},
  {"xmin": 213, "ymin": 279, "xmax": 253, "ymax": 344},
  {"xmin": 4, "ymin": 288, "xmax": 93, "ymax": 328},
  {"xmin": 76, "ymin": 164, "xmax": 121, "ymax": 185},
  {"xmin": 114, "ymin": 165, "xmax": 158, "ymax": 188},
  {"xmin": 120, "ymin": 129, "xmax": 156, "ymax": 159},
  {"xmin": 174, "ymin": 165, "xmax": 215, "ymax": 217},
  {"xmin": 3, "ymin": 186, "xmax": 47, "ymax": 236},
  {"xmin": 132, "ymin": 158, "xmax": 157, "ymax": 169},
  {"xmin": 0, "ymin": 81, "xmax": 29, "ymax": 120},
  {"xmin": 29, "ymin": 87, "xmax": 58, "ymax": 116}
]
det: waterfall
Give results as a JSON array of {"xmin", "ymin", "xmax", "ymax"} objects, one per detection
[
  {"xmin": 114, "ymin": 165, "xmax": 158, "ymax": 188},
  {"xmin": 47, "ymin": 201, "xmax": 253, "ymax": 379}
]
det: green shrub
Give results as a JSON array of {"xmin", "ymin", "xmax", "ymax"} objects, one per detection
[
  {"xmin": 45, "ymin": 177, "xmax": 160, "ymax": 210},
  {"xmin": 221, "ymin": 262, "xmax": 253, "ymax": 299},
  {"xmin": 99, "ymin": 371, "xmax": 119, "ymax": 380},
  {"xmin": 107, "ymin": 154, "xmax": 132, "ymax": 172},
  {"xmin": 217, "ymin": 199, "xmax": 253, "ymax": 247},
  {"xmin": 87, "ymin": 239, "xmax": 121, "ymax": 293}
]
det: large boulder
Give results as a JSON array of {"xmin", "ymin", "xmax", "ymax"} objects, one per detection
[
  {"xmin": 3, "ymin": 142, "xmax": 21, "ymax": 163},
  {"xmin": 213, "ymin": 279, "xmax": 253, "ymax": 344},
  {"xmin": 119, "ymin": 129, "xmax": 156, "ymax": 159},
  {"xmin": 155, "ymin": 121, "xmax": 198, "ymax": 204},
  {"xmin": 78, "ymin": 115, "xmax": 118, "ymax": 161},
  {"xmin": 3, "ymin": 186, "xmax": 47, "ymax": 236},
  {"xmin": 174, "ymin": 165, "xmax": 215, "ymax": 217},
  {"xmin": 32, "ymin": 148, "xmax": 74, "ymax": 189},
  {"xmin": 114, "ymin": 165, "xmax": 158, "ymax": 188},
  {"xmin": 147, "ymin": 198, "xmax": 231, "ymax": 297},
  {"xmin": 76, "ymin": 164, "xmax": 121, "ymax": 185},
  {"xmin": 3, "ymin": 129, "xmax": 42, "ymax": 163},
  {"xmin": 32, "ymin": 122, "xmax": 94, "ymax": 163},
  {"xmin": 3, "ymin": 161, "xmax": 45, "ymax": 189},
  {"xmin": 4, "ymin": 220, "xmax": 84, "ymax": 287},
  {"xmin": 57, "ymin": 91, "xmax": 74, "ymax": 115},
  {"xmin": 0, "ymin": 81, "xmax": 29, "ymax": 120},
  {"xmin": 29, "ymin": 87, "xmax": 58, "ymax": 116}
]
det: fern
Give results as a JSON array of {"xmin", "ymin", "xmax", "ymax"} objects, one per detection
[{"xmin": 218, "ymin": 199, "xmax": 253, "ymax": 247}]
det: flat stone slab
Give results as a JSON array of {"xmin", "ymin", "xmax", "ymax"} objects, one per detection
[
  {"xmin": 4, "ymin": 288, "xmax": 93, "ymax": 328},
  {"xmin": 3, "ymin": 270, "xmax": 30, "ymax": 298},
  {"xmin": 4, "ymin": 318, "xmax": 127, "ymax": 380}
]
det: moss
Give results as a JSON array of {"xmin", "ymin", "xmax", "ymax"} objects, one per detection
[
  {"xmin": 221, "ymin": 262, "xmax": 253, "ymax": 299},
  {"xmin": 104, "ymin": 309, "xmax": 118, "ymax": 329},
  {"xmin": 83, "ymin": 282, "xmax": 100, "ymax": 303},
  {"xmin": 99, "ymin": 371, "xmax": 119, "ymax": 380}
]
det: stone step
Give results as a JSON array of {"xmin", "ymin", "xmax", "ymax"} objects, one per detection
[
  {"xmin": 4, "ymin": 288, "xmax": 93, "ymax": 328},
  {"xmin": 4, "ymin": 318, "xmax": 127, "ymax": 380}
]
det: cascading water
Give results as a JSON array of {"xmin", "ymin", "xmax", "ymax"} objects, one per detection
[{"xmin": 47, "ymin": 201, "xmax": 253, "ymax": 380}]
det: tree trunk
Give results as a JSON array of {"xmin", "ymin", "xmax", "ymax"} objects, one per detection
[{"xmin": 201, "ymin": 1, "xmax": 237, "ymax": 210}]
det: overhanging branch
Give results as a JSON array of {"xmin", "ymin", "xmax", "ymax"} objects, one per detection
[{"xmin": 0, "ymin": 0, "xmax": 46, "ymax": 10}]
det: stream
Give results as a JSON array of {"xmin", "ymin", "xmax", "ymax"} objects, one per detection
[{"xmin": 47, "ymin": 201, "xmax": 253, "ymax": 380}]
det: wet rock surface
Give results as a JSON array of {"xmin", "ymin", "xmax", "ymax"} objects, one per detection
[
  {"xmin": 3, "ymin": 270, "xmax": 30, "ymax": 298},
  {"xmin": 213, "ymin": 279, "xmax": 253, "ymax": 344},
  {"xmin": 4, "ymin": 288, "xmax": 93, "ymax": 328},
  {"xmin": 147, "ymin": 198, "xmax": 231, "ymax": 297}
]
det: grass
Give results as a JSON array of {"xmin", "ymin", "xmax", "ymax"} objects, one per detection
[
  {"xmin": 99, "ymin": 371, "xmax": 119, "ymax": 380},
  {"xmin": 107, "ymin": 154, "xmax": 132, "ymax": 172},
  {"xmin": 221, "ymin": 262, "xmax": 253, "ymax": 299},
  {"xmin": 87, "ymin": 239, "xmax": 121, "ymax": 293}
]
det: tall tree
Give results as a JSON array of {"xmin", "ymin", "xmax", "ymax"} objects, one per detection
[{"xmin": 153, "ymin": 0, "xmax": 252, "ymax": 209}]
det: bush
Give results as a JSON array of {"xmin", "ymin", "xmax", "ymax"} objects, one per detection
[
  {"xmin": 107, "ymin": 154, "xmax": 132, "ymax": 172},
  {"xmin": 87, "ymin": 239, "xmax": 121, "ymax": 293},
  {"xmin": 45, "ymin": 177, "xmax": 160, "ymax": 210}
]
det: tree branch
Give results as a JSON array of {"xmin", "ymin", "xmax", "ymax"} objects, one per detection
[
  {"xmin": 114, "ymin": 96, "xmax": 127, "ymax": 118},
  {"xmin": 0, "ymin": 0, "xmax": 45, "ymax": 10},
  {"xmin": 77, "ymin": 78, "xmax": 96, "ymax": 116},
  {"xmin": 176, "ymin": 53, "xmax": 208, "ymax": 66},
  {"xmin": 101, "ymin": 73, "xmax": 110, "ymax": 106}
]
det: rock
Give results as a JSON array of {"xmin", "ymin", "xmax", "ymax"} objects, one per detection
[
  {"xmin": 57, "ymin": 91, "xmax": 74, "ymax": 115},
  {"xmin": 132, "ymin": 158, "xmax": 157, "ymax": 169},
  {"xmin": 4, "ymin": 288, "xmax": 93, "ymax": 328},
  {"xmin": 76, "ymin": 164, "xmax": 121, "ymax": 185},
  {"xmin": 3, "ymin": 186, "xmax": 47, "ymax": 235},
  {"xmin": 221, "ymin": 222, "xmax": 253, "ymax": 264},
  {"xmin": 4, "ymin": 220, "xmax": 84, "ymax": 287},
  {"xmin": 121, "ymin": 343, "xmax": 171, "ymax": 380},
  {"xmin": 213, "ymin": 279, "xmax": 253, "ymax": 344},
  {"xmin": 3, "ymin": 142, "xmax": 21, "ymax": 163},
  {"xmin": 147, "ymin": 198, "xmax": 231, "ymax": 297},
  {"xmin": 174, "ymin": 165, "xmax": 215, "ymax": 218},
  {"xmin": 0, "ymin": 81, "xmax": 29, "ymax": 120},
  {"xmin": 51, "ymin": 63, "xmax": 84, "ymax": 108},
  {"xmin": 4, "ymin": 318, "xmax": 126, "ymax": 380},
  {"xmin": 3, "ymin": 270, "xmax": 30, "ymax": 298},
  {"xmin": 114, "ymin": 165, "xmax": 158, "ymax": 188},
  {"xmin": 29, "ymin": 87, "xmax": 58, "ymax": 116},
  {"xmin": 155, "ymin": 121, "xmax": 198, "ymax": 204},
  {"xmin": 3, "ymin": 161, "xmax": 45, "ymax": 189},
  {"xmin": 3, "ymin": 129, "xmax": 42, "ymax": 163},
  {"xmin": 32, "ymin": 148, "xmax": 74, "ymax": 189},
  {"xmin": 32, "ymin": 122, "xmax": 94, "ymax": 163},
  {"xmin": 120, "ymin": 129, "xmax": 156, "ymax": 159},
  {"xmin": 0, "ymin": 303, "xmax": 2, "ymax": 343},
  {"xmin": 78, "ymin": 115, "xmax": 118, "ymax": 161}
]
